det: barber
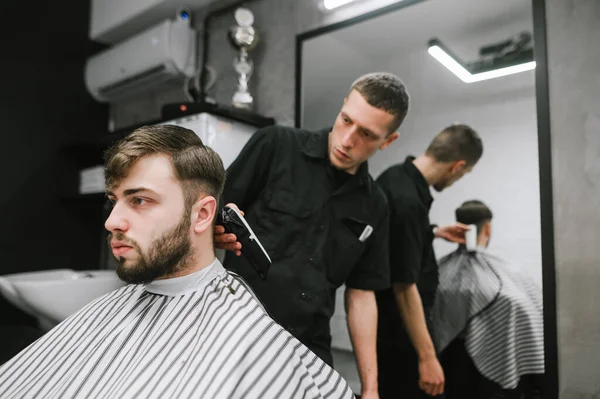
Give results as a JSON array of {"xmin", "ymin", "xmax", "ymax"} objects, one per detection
[
  {"xmin": 375, "ymin": 124, "xmax": 483, "ymax": 399},
  {"xmin": 215, "ymin": 72, "xmax": 410, "ymax": 399}
]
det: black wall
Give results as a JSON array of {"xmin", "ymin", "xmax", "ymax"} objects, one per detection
[{"xmin": 0, "ymin": 0, "xmax": 109, "ymax": 327}]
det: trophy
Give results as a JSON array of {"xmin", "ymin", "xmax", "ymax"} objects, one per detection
[{"xmin": 228, "ymin": 8, "xmax": 259, "ymax": 109}]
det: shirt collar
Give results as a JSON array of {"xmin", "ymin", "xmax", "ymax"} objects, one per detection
[
  {"xmin": 302, "ymin": 127, "xmax": 330, "ymax": 159},
  {"xmin": 302, "ymin": 127, "xmax": 373, "ymax": 193},
  {"xmin": 403, "ymin": 155, "xmax": 433, "ymax": 207},
  {"xmin": 144, "ymin": 258, "xmax": 224, "ymax": 296}
]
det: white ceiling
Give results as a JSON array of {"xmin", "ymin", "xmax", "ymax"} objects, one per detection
[{"xmin": 302, "ymin": 0, "xmax": 536, "ymax": 114}]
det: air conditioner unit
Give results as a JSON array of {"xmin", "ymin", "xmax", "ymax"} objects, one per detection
[{"xmin": 85, "ymin": 18, "xmax": 196, "ymax": 103}]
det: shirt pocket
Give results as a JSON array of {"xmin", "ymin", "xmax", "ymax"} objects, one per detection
[
  {"xmin": 327, "ymin": 216, "xmax": 367, "ymax": 287},
  {"xmin": 255, "ymin": 190, "xmax": 312, "ymax": 260}
]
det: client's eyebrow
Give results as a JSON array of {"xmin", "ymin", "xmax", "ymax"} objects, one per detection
[
  {"xmin": 123, "ymin": 187, "xmax": 159, "ymax": 197},
  {"xmin": 106, "ymin": 187, "xmax": 160, "ymax": 198}
]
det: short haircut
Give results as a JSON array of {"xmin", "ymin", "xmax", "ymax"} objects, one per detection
[
  {"xmin": 104, "ymin": 125, "xmax": 226, "ymax": 212},
  {"xmin": 425, "ymin": 124, "xmax": 483, "ymax": 166},
  {"xmin": 455, "ymin": 200, "xmax": 493, "ymax": 234},
  {"xmin": 350, "ymin": 72, "xmax": 410, "ymax": 134}
]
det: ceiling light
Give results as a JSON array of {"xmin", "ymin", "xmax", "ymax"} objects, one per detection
[
  {"xmin": 468, "ymin": 61, "xmax": 536, "ymax": 82},
  {"xmin": 323, "ymin": 0, "xmax": 358, "ymax": 10},
  {"xmin": 427, "ymin": 45, "xmax": 472, "ymax": 83},
  {"xmin": 427, "ymin": 38, "xmax": 535, "ymax": 83}
]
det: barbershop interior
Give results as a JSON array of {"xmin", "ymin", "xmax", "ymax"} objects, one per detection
[{"xmin": 0, "ymin": 0, "xmax": 598, "ymax": 398}]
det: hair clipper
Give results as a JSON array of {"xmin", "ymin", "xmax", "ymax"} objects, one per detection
[
  {"xmin": 465, "ymin": 224, "xmax": 478, "ymax": 252},
  {"xmin": 217, "ymin": 205, "xmax": 272, "ymax": 279}
]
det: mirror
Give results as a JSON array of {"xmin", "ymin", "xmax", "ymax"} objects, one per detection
[{"xmin": 297, "ymin": 0, "xmax": 554, "ymax": 397}]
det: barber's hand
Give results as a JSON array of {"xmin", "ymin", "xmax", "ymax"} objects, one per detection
[
  {"xmin": 418, "ymin": 356, "xmax": 445, "ymax": 396},
  {"xmin": 434, "ymin": 223, "xmax": 470, "ymax": 244},
  {"xmin": 214, "ymin": 203, "xmax": 244, "ymax": 256}
]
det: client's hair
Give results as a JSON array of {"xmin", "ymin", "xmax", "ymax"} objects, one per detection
[
  {"xmin": 455, "ymin": 200, "xmax": 493, "ymax": 235},
  {"xmin": 104, "ymin": 124, "xmax": 226, "ymax": 212}
]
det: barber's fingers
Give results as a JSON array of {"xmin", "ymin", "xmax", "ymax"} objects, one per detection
[
  {"xmin": 214, "ymin": 232, "xmax": 242, "ymax": 256},
  {"xmin": 215, "ymin": 238, "xmax": 241, "ymax": 248},
  {"xmin": 214, "ymin": 234, "xmax": 240, "ymax": 247},
  {"xmin": 225, "ymin": 203, "xmax": 245, "ymax": 216},
  {"xmin": 454, "ymin": 222, "xmax": 470, "ymax": 231},
  {"xmin": 216, "ymin": 243, "xmax": 242, "ymax": 257},
  {"xmin": 215, "ymin": 203, "xmax": 245, "ymax": 258},
  {"xmin": 214, "ymin": 229, "xmax": 236, "ymax": 243},
  {"xmin": 418, "ymin": 359, "xmax": 445, "ymax": 397},
  {"xmin": 419, "ymin": 381, "xmax": 444, "ymax": 397},
  {"xmin": 419, "ymin": 381, "xmax": 432, "ymax": 396}
]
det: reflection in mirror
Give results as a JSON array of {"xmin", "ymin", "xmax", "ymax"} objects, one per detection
[{"xmin": 300, "ymin": 0, "xmax": 546, "ymax": 397}]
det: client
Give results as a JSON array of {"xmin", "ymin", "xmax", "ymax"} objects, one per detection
[
  {"xmin": 0, "ymin": 125, "xmax": 354, "ymax": 399},
  {"xmin": 430, "ymin": 200, "xmax": 544, "ymax": 399}
]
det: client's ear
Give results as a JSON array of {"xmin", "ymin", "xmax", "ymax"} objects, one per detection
[
  {"xmin": 484, "ymin": 221, "xmax": 492, "ymax": 237},
  {"xmin": 192, "ymin": 196, "xmax": 217, "ymax": 234}
]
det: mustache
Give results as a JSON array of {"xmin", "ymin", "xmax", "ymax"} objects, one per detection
[{"xmin": 107, "ymin": 232, "xmax": 139, "ymax": 249}]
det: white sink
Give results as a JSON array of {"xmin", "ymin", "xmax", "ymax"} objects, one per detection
[{"xmin": 0, "ymin": 269, "xmax": 126, "ymax": 331}]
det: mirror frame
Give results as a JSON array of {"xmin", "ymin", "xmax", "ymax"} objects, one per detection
[{"xmin": 294, "ymin": 0, "xmax": 558, "ymax": 396}]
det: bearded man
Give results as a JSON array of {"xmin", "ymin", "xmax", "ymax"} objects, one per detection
[{"xmin": 0, "ymin": 125, "xmax": 354, "ymax": 399}]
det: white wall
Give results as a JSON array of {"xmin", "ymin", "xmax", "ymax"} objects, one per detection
[{"xmin": 302, "ymin": 34, "xmax": 382, "ymax": 130}]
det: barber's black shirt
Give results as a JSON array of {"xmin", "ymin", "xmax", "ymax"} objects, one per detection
[
  {"xmin": 222, "ymin": 125, "xmax": 390, "ymax": 355},
  {"xmin": 375, "ymin": 156, "xmax": 438, "ymax": 346}
]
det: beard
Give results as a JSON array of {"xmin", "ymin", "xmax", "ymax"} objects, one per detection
[{"xmin": 108, "ymin": 212, "xmax": 193, "ymax": 285}]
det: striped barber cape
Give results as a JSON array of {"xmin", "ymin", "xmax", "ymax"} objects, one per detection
[
  {"xmin": 0, "ymin": 259, "xmax": 354, "ymax": 399},
  {"xmin": 429, "ymin": 248, "xmax": 544, "ymax": 389}
]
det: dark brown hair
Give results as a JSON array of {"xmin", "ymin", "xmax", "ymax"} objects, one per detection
[
  {"xmin": 350, "ymin": 72, "xmax": 410, "ymax": 134},
  {"xmin": 455, "ymin": 199, "xmax": 493, "ymax": 234},
  {"xmin": 104, "ymin": 125, "xmax": 226, "ymax": 211},
  {"xmin": 425, "ymin": 124, "xmax": 483, "ymax": 166}
]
